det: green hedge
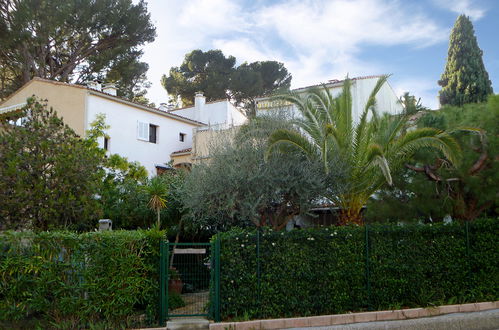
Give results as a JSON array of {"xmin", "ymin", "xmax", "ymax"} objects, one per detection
[
  {"xmin": 214, "ymin": 218, "xmax": 498, "ymax": 320},
  {"xmin": 0, "ymin": 230, "xmax": 164, "ymax": 328}
]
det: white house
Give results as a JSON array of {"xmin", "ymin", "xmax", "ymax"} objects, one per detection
[
  {"xmin": 0, "ymin": 78, "xmax": 245, "ymax": 175},
  {"xmin": 255, "ymin": 75, "xmax": 403, "ymax": 120}
]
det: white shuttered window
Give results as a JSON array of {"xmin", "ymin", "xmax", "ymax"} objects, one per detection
[{"xmin": 137, "ymin": 121, "xmax": 149, "ymax": 141}]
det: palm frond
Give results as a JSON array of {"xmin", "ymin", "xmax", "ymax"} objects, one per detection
[
  {"xmin": 365, "ymin": 143, "xmax": 392, "ymax": 185},
  {"xmin": 267, "ymin": 128, "xmax": 318, "ymax": 162}
]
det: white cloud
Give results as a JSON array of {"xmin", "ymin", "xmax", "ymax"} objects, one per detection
[
  {"xmin": 140, "ymin": 0, "xmax": 450, "ymax": 105},
  {"xmin": 432, "ymin": 0, "xmax": 486, "ymax": 20}
]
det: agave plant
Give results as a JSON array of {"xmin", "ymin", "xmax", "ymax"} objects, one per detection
[{"xmin": 267, "ymin": 76, "xmax": 462, "ymax": 225}]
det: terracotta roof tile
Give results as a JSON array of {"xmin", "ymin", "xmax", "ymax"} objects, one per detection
[{"xmin": 171, "ymin": 148, "xmax": 192, "ymax": 155}]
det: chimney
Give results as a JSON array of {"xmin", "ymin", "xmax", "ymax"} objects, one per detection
[
  {"xmin": 86, "ymin": 80, "xmax": 101, "ymax": 91},
  {"xmin": 102, "ymin": 83, "xmax": 117, "ymax": 96},
  {"xmin": 195, "ymin": 92, "xmax": 205, "ymax": 110}
]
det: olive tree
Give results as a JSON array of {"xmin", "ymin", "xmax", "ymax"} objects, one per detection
[{"xmin": 182, "ymin": 113, "xmax": 343, "ymax": 231}]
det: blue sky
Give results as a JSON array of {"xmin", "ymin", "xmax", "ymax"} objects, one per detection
[{"xmin": 140, "ymin": 0, "xmax": 498, "ymax": 109}]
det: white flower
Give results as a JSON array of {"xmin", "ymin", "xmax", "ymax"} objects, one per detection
[
  {"xmin": 241, "ymin": 244, "xmax": 245, "ymax": 247},
  {"xmin": 307, "ymin": 237, "xmax": 315, "ymax": 241},
  {"xmin": 230, "ymin": 280, "xmax": 234, "ymax": 283},
  {"xmin": 272, "ymin": 242, "xmax": 276, "ymax": 247}
]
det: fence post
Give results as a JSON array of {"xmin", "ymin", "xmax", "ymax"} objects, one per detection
[
  {"xmin": 159, "ymin": 240, "xmax": 166, "ymax": 325},
  {"xmin": 465, "ymin": 221, "xmax": 470, "ymax": 260},
  {"xmin": 365, "ymin": 224, "xmax": 372, "ymax": 311},
  {"xmin": 256, "ymin": 227, "xmax": 261, "ymax": 318},
  {"xmin": 465, "ymin": 221, "xmax": 471, "ymax": 290},
  {"xmin": 215, "ymin": 238, "xmax": 221, "ymax": 322},
  {"xmin": 164, "ymin": 242, "xmax": 169, "ymax": 323}
]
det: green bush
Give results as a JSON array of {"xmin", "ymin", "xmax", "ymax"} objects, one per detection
[
  {"xmin": 0, "ymin": 230, "xmax": 165, "ymax": 328},
  {"xmin": 214, "ymin": 218, "xmax": 498, "ymax": 320}
]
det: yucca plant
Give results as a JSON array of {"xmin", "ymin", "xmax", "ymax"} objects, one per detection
[
  {"xmin": 267, "ymin": 76, "xmax": 463, "ymax": 225},
  {"xmin": 145, "ymin": 176, "xmax": 168, "ymax": 228}
]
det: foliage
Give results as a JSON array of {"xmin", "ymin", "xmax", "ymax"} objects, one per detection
[
  {"xmin": 0, "ymin": 97, "xmax": 105, "ymax": 231},
  {"xmin": 145, "ymin": 176, "xmax": 168, "ymax": 228},
  {"xmin": 438, "ymin": 15, "xmax": 493, "ymax": 106},
  {"xmin": 399, "ymin": 92, "xmax": 429, "ymax": 114},
  {"xmin": 99, "ymin": 50, "xmax": 154, "ymax": 106},
  {"xmin": 161, "ymin": 49, "xmax": 291, "ymax": 113},
  {"xmin": 0, "ymin": 229, "xmax": 165, "ymax": 327},
  {"xmin": 0, "ymin": 0, "xmax": 156, "ymax": 100},
  {"xmin": 229, "ymin": 61, "xmax": 292, "ymax": 116},
  {"xmin": 267, "ymin": 76, "xmax": 461, "ymax": 224},
  {"xmin": 182, "ymin": 113, "xmax": 333, "ymax": 231},
  {"xmin": 168, "ymin": 291, "xmax": 185, "ymax": 310},
  {"xmin": 162, "ymin": 50, "xmax": 235, "ymax": 106},
  {"xmin": 367, "ymin": 95, "xmax": 499, "ymax": 222},
  {"xmin": 214, "ymin": 218, "xmax": 498, "ymax": 320},
  {"xmin": 100, "ymin": 169, "xmax": 188, "ymax": 232}
]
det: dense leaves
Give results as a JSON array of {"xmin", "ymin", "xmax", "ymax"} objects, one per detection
[
  {"xmin": 0, "ymin": 230, "xmax": 165, "ymax": 327},
  {"xmin": 0, "ymin": 98, "xmax": 105, "ymax": 231},
  {"xmin": 214, "ymin": 218, "xmax": 498, "ymax": 320},
  {"xmin": 367, "ymin": 95, "xmax": 499, "ymax": 222},
  {"xmin": 161, "ymin": 49, "xmax": 291, "ymax": 114},
  {"xmin": 183, "ymin": 113, "xmax": 336, "ymax": 231},
  {"xmin": 0, "ymin": 0, "xmax": 156, "ymax": 100},
  {"xmin": 438, "ymin": 15, "xmax": 493, "ymax": 106}
]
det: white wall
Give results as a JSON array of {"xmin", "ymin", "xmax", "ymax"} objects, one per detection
[
  {"xmin": 86, "ymin": 95, "xmax": 198, "ymax": 175},
  {"xmin": 173, "ymin": 101, "xmax": 247, "ymax": 126},
  {"xmin": 256, "ymin": 77, "xmax": 403, "ymax": 122}
]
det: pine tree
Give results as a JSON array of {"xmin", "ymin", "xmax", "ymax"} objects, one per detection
[{"xmin": 438, "ymin": 15, "xmax": 493, "ymax": 106}]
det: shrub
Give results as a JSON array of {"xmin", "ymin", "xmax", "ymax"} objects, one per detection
[
  {"xmin": 214, "ymin": 218, "xmax": 498, "ymax": 320},
  {"xmin": 0, "ymin": 229, "xmax": 165, "ymax": 328}
]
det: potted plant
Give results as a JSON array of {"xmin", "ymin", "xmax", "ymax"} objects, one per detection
[{"xmin": 168, "ymin": 267, "xmax": 183, "ymax": 294}]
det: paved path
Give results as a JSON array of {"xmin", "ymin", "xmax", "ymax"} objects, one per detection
[
  {"xmin": 170, "ymin": 291, "xmax": 209, "ymax": 316},
  {"xmin": 288, "ymin": 309, "xmax": 499, "ymax": 330}
]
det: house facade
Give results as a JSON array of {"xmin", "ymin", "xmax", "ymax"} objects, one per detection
[
  {"xmin": 255, "ymin": 75, "xmax": 403, "ymax": 120},
  {"xmin": 0, "ymin": 78, "xmax": 248, "ymax": 174},
  {"xmin": 0, "ymin": 78, "xmax": 205, "ymax": 175}
]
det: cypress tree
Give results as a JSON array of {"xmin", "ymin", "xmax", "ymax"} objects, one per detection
[{"xmin": 438, "ymin": 15, "xmax": 493, "ymax": 106}]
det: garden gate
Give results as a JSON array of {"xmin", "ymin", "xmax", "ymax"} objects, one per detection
[{"xmin": 159, "ymin": 241, "xmax": 220, "ymax": 324}]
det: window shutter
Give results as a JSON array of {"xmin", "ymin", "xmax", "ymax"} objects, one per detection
[{"xmin": 137, "ymin": 121, "xmax": 149, "ymax": 140}]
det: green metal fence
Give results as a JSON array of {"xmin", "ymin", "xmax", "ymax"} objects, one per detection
[
  {"xmin": 242, "ymin": 221, "xmax": 481, "ymax": 318},
  {"xmin": 159, "ymin": 241, "xmax": 220, "ymax": 325}
]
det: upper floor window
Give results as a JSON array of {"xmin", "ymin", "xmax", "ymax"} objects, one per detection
[
  {"xmin": 137, "ymin": 121, "xmax": 158, "ymax": 143},
  {"xmin": 149, "ymin": 124, "xmax": 158, "ymax": 143},
  {"xmin": 179, "ymin": 132, "xmax": 186, "ymax": 142},
  {"xmin": 104, "ymin": 137, "xmax": 110, "ymax": 151}
]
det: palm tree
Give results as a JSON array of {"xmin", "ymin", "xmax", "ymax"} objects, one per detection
[
  {"xmin": 145, "ymin": 176, "xmax": 168, "ymax": 228},
  {"xmin": 267, "ymin": 76, "xmax": 462, "ymax": 225}
]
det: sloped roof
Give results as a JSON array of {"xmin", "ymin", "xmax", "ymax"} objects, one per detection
[
  {"xmin": 171, "ymin": 147, "xmax": 192, "ymax": 155},
  {"xmin": 1, "ymin": 77, "xmax": 206, "ymax": 126}
]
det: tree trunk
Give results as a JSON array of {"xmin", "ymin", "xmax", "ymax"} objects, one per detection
[{"xmin": 169, "ymin": 219, "xmax": 183, "ymax": 269}]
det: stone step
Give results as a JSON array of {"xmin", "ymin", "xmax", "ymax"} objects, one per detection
[{"xmin": 166, "ymin": 318, "xmax": 210, "ymax": 330}]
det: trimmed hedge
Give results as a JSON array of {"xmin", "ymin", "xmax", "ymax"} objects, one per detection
[
  {"xmin": 0, "ymin": 230, "xmax": 164, "ymax": 328},
  {"xmin": 214, "ymin": 218, "xmax": 498, "ymax": 320}
]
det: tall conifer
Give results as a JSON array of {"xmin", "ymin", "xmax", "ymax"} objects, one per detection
[{"xmin": 438, "ymin": 15, "xmax": 493, "ymax": 106}]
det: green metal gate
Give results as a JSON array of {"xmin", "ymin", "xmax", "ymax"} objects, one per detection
[{"xmin": 159, "ymin": 240, "xmax": 220, "ymax": 324}]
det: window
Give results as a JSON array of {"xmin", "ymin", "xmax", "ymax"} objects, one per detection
[
  {"xmin": 149, "ymin": 124, "xmax": 158, "ymax": 143},
  {"xmin": 179, "ymin": 132, "xmax": 186, "ymax": 142},
  {"xmin": 104, "ymin": 137, "xmax": 109, "ymax": 151},
  {"xmin": 137, "ymin": 121, "xmax": 158, "ymax": 143}
]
